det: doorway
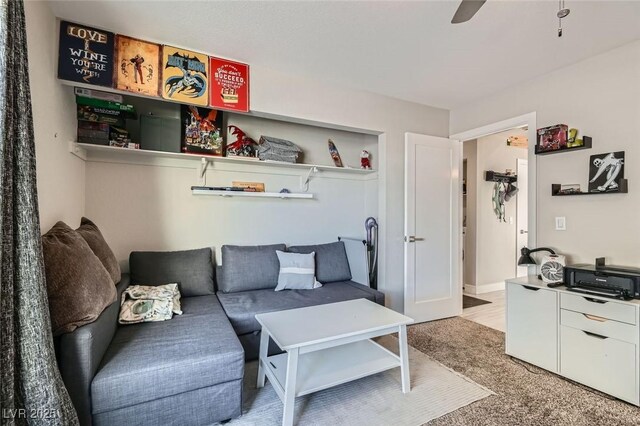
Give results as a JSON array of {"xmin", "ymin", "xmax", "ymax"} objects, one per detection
[{"xmin": 452, "ymin": 113, "xmax": 537, "ymax": 332}]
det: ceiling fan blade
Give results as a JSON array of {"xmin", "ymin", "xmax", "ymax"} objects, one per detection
[{"xmin": 451, "ymin": 0, "xmax": 487, "ymax": 24}]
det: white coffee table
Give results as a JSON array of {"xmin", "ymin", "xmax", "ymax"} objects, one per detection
[{"xmin": 255, "ymin": 298, "xmax": 414, "ymax": 426}]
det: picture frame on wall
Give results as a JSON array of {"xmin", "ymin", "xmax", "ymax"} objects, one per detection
[
  {"xmin": 58, "ymin": 21, "xmax": 115, "ymax": 87},
  {"xmin": 114, "ymin": 35, "xmax": 161, "ymax": 96},
  {"xmin": 588, "ymin": 151, "xmax": 625, "ymax": 193},
  {"xmin": 209, "ymin": 56, "xmax": 250, "ymax": 112},
  {"xmin": 161, "ymin": 45, "xmax": 209, "ymax": 106}
]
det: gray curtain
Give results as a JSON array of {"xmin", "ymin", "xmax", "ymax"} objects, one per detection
[{"xmin": 0, "ymin": 0, "xmax": 78, "ymax": 424}]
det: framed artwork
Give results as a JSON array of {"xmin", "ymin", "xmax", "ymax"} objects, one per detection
[
  {"xmin": 588, "ymin": 151, "xmax": 625, "ymax": 193},
  {"xmin": 181, "ymin": 105, "xmax": 224, "ymax": 156},
  {"xmin": 161, "ymin": 46, "xmax": 209, "ymax": 106},
  {"xmin": 58, "ymin": 21, "xmax": 115, "ymax": 87},
  {"xmin": 114, "ymin": 35, "xmax": 161, "ymax": 96},
  {"xmin": 209, "ymin": 57, "xmax": 249, "ymax": 112}
]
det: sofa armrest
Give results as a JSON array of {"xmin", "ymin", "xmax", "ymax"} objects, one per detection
[
  {"xmin": 345, "ymin": 281, "xmax": 385, "ymax": 306},
  {"xmin": 58, "ymin": 274, "xmax": 130, "ymax": 425}
]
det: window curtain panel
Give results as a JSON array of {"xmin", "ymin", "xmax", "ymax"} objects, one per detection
[{"xmin": 0, "ymin": 1, "xmax": 78, "ymax": 424}]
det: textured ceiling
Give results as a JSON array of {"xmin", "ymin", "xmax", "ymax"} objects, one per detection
[{"xmin": 48, "ymin": 1, "xmax": 640, "ymax": 109}]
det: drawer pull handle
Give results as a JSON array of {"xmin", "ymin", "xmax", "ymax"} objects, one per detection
[
  {"xmin": 583, "ymin": 314, "xmax": 607, "ymax": 322},
  {"xmin": 522, "ymin": 285, "xmax": 540, "ymax": 291},
  {"xmin": 583, "ymin": 297, "xmax": 607, "ymax": 304},
  {"xmin": 583, "ymin": 330, "xmax": 608, "ymax": 340}
]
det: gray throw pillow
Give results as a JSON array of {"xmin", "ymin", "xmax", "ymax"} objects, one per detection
[
  {"xmin": 219, "ymin": 244, "xmax": 286, "ymax": 293},
  {"xmin": 288, "ymin": 241, "xmax": 352, "ymax": 283},
  {"xmin": 274, "ymin": 251, "xmax": 319, "ymax": 291},
  {"xmin": 129, "ymin": 248, "xmax": 214, "ymax": 297}
]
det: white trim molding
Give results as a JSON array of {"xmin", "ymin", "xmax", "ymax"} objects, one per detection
[{"xmin": 464, "ymin": 281, "xmax": 506, "ymax": 295}]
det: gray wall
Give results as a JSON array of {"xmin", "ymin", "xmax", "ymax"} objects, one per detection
[{"xmin": 452, "ymin": 40, "xmax": 640, "ymax": 268}]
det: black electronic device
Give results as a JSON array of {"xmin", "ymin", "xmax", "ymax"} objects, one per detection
[{"xmin": 564, "ymin": 258, "xmax": 640, "ymax": 300}]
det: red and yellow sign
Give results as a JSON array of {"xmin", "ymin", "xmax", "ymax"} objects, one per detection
[{"xmin": 209, "ymin": 57, "xmax": 249, "ymax": 112}]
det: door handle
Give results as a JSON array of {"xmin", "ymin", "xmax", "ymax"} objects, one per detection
[
  {"xmin": 519, "ymin": 230, "xmax": 528, "ymax": 234},
  {"xmin": 405, "ymin": 236, "xmax": 425, "ymax": 243}
]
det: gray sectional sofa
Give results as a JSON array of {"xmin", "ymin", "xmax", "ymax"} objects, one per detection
[{"xmin": 56, "ymin": 241, "xmax": 384, "ymax": 426}]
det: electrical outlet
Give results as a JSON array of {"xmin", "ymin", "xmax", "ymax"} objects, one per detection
[{"xmin": 555, "ymin": 216, "xmax": 566, "ymax": 231}]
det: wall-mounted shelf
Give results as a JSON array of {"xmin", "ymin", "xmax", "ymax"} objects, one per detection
[
  {"xmin": 191, "ymin": 188, "xmax": 313, "ymax": 199},
  {"xmin": 485, "ymin": 170, "xmax": 517, "ymax": 183},
  {"xmin": 535, "ymin": 136, "xmax": 592, "ymax": 155},
  {"xmin": 551, "ymin": 179, "xmax": 628, "ymax": 196},
  {"xmin": 69, "ymin": 142, "xmax": 376, "ymax": 175}
]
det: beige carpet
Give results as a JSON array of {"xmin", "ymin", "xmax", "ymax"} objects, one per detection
[
  {"xmin": 227, "ymin": 335, "xmax": 492, "ymax": 425},
  {"xmin": 408, "ymin": 317, "xmax": 640, "ymax": 426}
]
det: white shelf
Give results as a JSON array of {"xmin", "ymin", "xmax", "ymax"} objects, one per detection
[
  {"xmin": 191, "ymin": 188, "xmax": 313, "ymax": 199},
  {"xmin": 69, "ymin": 142, "xmax": 375, "ymax": 175},
  {"xmin": 264, "ymin": 339, "xmax": 400, "ymax": 397}
]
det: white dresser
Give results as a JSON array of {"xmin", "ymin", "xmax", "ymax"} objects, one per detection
[{"xmin": 506, "ymin": 276, "xmax": 640, "ymax": 406}]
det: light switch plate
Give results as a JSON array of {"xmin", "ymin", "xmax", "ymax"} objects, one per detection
[{"xmin": 555, "ymin": 216, "xmax": 566, "ymax": 231}]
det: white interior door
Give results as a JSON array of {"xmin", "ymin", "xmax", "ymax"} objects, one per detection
[
  {"xmin": 404, "ymin": 133, "xmax": 462, "ymax": 322},
  {"xmin": 516, "ymin": 158, "xmax": 528, "ymax": 277}
]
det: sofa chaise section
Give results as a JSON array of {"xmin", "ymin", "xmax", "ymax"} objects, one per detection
[
  {"xmin": 91, "ymin": 294, "xmax": 243, "ymax": 426},
  {"xmin": 56, "ymin": 248, "xmax": 244, "ymax": 426}
]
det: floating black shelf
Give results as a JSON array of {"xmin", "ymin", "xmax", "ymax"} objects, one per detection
[
  {"xmin": 485, "ymin": 171, "xmax": 517, "ymax": 183},
  {"xmin": 536, "ymin": 136, "xmax": 592, "ymax": 156},
  {"xmin": 552, "ymin": 179, "xmax": 628, "ymax": 196}
]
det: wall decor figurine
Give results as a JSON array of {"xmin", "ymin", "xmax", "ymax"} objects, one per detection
[
  {"xmin": 114, "ymin": 35, "xmax": 161, "ymax": 96},
  {"xmin": 567, "ymin": 128, "xmax": 584, "ymax": 148},
  {"xmin": 328, "ymin": 139, "xmax": 344, "ymax": 167},
  {"xmin": 226, "ymin": 125, "xmax": 257, "ymax": 157},
  {"xmin": 360, "ymin": 150, "xmax": 372, "ymax": 169},
  {"xmin": 589, "ymin": 151, "xmax": 625, "ymax": 193},
  {"xmin": 161, "ymin": 46, "xmax": 208, "ymax": 105},
  {"xmin": 58, "ymin": 21, "xmax": 115, "ymax": 87}
]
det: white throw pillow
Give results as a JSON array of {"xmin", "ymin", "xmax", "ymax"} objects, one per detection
[{"xmin": 275, "ymin": 251, "xmax": 322, "ymax": 291}]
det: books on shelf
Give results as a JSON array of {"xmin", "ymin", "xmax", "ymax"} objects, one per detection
[
  {"xmin": 75, "ymin": 87, "xmax": 123, "ymax": 103},
  {"xmin": 76, "ymin": 95, "xmax": 136, "ymax": 114}
]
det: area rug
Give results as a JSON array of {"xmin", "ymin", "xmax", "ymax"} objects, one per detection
[
  {"xmin": 463, "ymin": 295, "xmax": 491, "ymax": 309},
  {"xmin": 408, "ymin": 317, "xmax": 640, "ymax": 426},
  {"xmin": 226, "ymin": 335, "xmax": 493, "ymax": 425}
]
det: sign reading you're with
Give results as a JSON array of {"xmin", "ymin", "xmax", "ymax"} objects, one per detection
[{"xmin": 58, "ymin": 21, "xmax": 115, "ymax": 87}]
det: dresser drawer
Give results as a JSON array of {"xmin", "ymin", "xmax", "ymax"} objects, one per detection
[
  {"xmin": 560, "ymin": 324, "xmax": 639, "ymax": 405},
  {"xmin": 560, "ymin": 293, "xmax": 637, "ymax": 325},
  {"xmin": 560, "ymin": 309, "xmax": 638, "ymax": 344},
  {"xmin": 506, "ymin": 283, "xmax": 558, "ymax": 372}
]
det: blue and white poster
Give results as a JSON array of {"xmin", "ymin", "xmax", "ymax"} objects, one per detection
[{"xmin": 58, "ymin": 21, "xmax": 115, "ymax": 87}]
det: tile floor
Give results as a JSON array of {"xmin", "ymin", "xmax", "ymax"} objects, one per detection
[{"xmin": 460, "ymin": 290, "xmax": 505, "ymax": 332}]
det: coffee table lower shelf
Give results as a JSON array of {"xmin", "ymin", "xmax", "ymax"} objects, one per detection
[{"xmin": 262, "ymin": 339, "xmax": 400, "ymax": 399}]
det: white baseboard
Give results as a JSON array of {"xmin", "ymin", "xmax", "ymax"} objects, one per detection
[{"xmin": 463, "ymin": 281, "xmax": 505, "ymax": 295}]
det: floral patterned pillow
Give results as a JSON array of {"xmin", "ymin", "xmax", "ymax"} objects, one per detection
[{"xmin": 119, "ymin": 283, "xmax": 182, "ymax": 324}]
